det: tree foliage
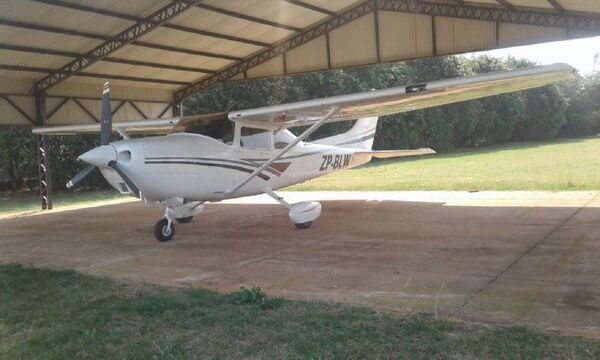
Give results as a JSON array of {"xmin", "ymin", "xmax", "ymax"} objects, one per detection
[{"xmin": 0, "ymin": 55, "xmax": 598, "ymax": 192}]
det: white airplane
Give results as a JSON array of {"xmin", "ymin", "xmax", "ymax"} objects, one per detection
[{"xmin": 33, "ymin": 63, "xmax": 575, "ymax": 242}]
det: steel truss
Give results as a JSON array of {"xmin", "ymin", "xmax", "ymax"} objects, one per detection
[
  {"xmin": 173, "ymin": 1, "xmax": 377, "ymax": 102},
  {"xmin": 32, "ymin": 0, "xmax": 203, "ymax": 93},
  {"xmin": 174, "ymin": 0, "xmax": 600, "ymax": 101},
  {"xmin": 378, "ymin": 0, "xmax": 600, "ymax": 31}
]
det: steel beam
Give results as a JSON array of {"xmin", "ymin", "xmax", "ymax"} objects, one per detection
[
  {"xmin": 0, "ymin": 64, "xmax": 190, "ymax": 86},
  {"xmin": 130, "ymin": 42, "xmax": 242, "ymax": 62},
  {"xmin": 32, "ymin": 0, "xmax": 203, "ymax": 92},
  {"xmin": 546, "ymin": 0, "xmax": 565, "ymax": 13},
  {"xmin": 111, "ymin": 100, "xmax": 127, "ymax": 116},
  {"xmin": 174, "ymin": 0, "xmax": 376, "ymax": 102},
  {"xmin": 72, "ymin": 98, "xmax": 99, "ymax": 123},
  {"xmin": 282, "ymin": 0, "xmax": 336, "ymax": 16},
  {"xmin": 496, "ymin": 0, "xmax": 513, "ymax": 9},
  {"xmin": 128, "ymin": 100, "xmax": 149, "ymax": 119},
  {"xmin": 378, "ymin": 0, "xmax": 600, "ymax": 32},
  {"xmin": 29, "ymin": 0, "xmax": 270, "ymax": 47},
  {"xmin": 35, "ymin": 91, "xmax": 53, "ymax": 210},
  {"xmin": 158, "ymin": 103, "xmax": 173, "ymax": 118},
  {"xmin": 0, "ymin": 44, "xmax": 216, "ymax": 74},
  {"xmin": 101, "ymin": 58, "xmax": 215, "ymax": 74},
  {"xmin": 0, "ymin": 18, "xmax": 107, "ymax": 40},
  {"xmin": 195, "ymin": 3, "xmax": 301, "ymax": 32},
  {"xmin": 0, "ymin": 95, "xmax": 35, "ymax": 125},
  {"xmin": 374, "ymin": 1, "xmax": 381, "ymax": 62},
  {"xmin": 46, "ymin": 97, "xmax": 70, "ymax": 120}
]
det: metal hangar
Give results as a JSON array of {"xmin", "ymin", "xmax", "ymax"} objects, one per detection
[{"xmin": 0, "ymin": 0, "xmax": 598, "ymax": 208}]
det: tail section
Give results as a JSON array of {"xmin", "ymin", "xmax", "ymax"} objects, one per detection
[{"xmin": 312, "ymin": 117, "xmax": 378, "ymax": 150}]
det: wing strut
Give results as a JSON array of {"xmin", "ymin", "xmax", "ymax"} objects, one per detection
[{"xmin": 226, "ymin": 106, "xmax": 340, "ymax": 195}]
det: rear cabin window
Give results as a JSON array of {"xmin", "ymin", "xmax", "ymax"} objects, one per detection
[{"xmin": 184, "ymin": 118, "xmax": 234, "ymax": 144}]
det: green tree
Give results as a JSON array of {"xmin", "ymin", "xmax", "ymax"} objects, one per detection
[
  {"xmin": 559, "ymin": 73, "xmax": 600, "ymax": 137},
  {"xmin": 0, "ymin": 127, "xmax": 38, "ymax": 191},
  {"xmin": 513, "ymin": 86, "xmax": 568, "ymax": 140}
]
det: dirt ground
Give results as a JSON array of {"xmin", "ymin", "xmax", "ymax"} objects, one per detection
[{"xmin": 1, "ymin": 191, "xmax": 599, "ymax": 338}]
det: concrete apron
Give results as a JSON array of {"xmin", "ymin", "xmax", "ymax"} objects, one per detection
[{"xmin": 1, "ymin": 191, "xmax": 599, "ymax": 339}]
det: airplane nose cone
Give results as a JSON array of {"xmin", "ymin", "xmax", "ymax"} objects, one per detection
[{"xmin": 78, "ymin": 145, "xmax": 117, "ymax": 167}]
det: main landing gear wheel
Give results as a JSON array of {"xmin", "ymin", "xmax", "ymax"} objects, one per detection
[
  {"xmin": 295, "ymin": 221, "xmax": 312, "ymax": 229},
  {"xmin": 154, "ymin": 218, "xmax": 175, "ymax": 242},
  {"xmin": 176, "ymin": 216, "xmax": 193, "ymax": 224}
]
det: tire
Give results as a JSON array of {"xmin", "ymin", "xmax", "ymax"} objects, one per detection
[
  {"xmin": 295, "ymin": 221, "xmax": 312, "ymax": 229},
  {"xmin": 176, "ymin": 216, "xmax": 193, "ymax": 224},
  {"xmin": 154, "ymin": 218, "xmax": 175, "ymax": 242}
]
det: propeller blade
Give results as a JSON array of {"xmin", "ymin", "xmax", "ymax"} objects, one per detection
[
  {"xmin": 108, "ymin": 160, "xmax": 140, "ymax": 198},
  {"xmin": 66, "ymin": 164, "xmax": 96, "ymax": 189},
  {"xmin": 100, "ymin": 82, "xmax": 112, "ymax": 145}
]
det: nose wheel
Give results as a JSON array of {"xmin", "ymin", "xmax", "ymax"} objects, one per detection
[{"xmin": 154, "ymin": 217, "xmax": 175, "ymax": 242}]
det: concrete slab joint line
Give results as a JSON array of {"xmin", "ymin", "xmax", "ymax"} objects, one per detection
[{"xmin": 453, "ymin": 192, "xmax": 600, "ymax": 315}]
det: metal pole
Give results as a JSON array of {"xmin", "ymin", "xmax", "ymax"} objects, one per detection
[{"xmin": 35, "ymin": 90, "xmax": 52, "ymax": 210}]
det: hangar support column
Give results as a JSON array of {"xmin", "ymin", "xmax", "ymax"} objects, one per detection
[
  {"xmin": 35, "ymin": 91, "xmax": 52, "ymax": 210},
  {"xmin": 172, "ymin": 95, "xmax": 183, "ymax": 117}
]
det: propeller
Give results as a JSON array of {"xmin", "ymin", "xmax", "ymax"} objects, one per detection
[
  {"xmin": 66, "ymin": 82, "xmax": 139, "ymax": 197},
  {"xmin": 66, "ymin": 164, "xmax": 95, "ymax": 189},
  {"xmin": 100, "ymin": 81, "xmax": 112, "ymax": 146}
]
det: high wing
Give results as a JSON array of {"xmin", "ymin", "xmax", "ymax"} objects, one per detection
[
  {"xmin": 32, "ymin": 118, "xmax": 179, "ymax": 135},
  {"xmin": 228, "ymin": 63, "xmax": 576, "ymax": 129},
  {"xmin": 33, "ymin": 63, "xmax": 575, "ymax": 136},
  {"xmin": 32, "ymin": 113, "xmax": 231, "ymax": 136}
]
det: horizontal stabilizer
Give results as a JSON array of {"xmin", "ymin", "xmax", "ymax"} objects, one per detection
[{"xmin": 355, "ymin": 148, "xmax": 436, "ymax": 158}]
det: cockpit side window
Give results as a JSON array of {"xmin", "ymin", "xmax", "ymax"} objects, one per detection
[{"xmin": 240, "ymin": 127, "xmax": 271, "ymax": 149}]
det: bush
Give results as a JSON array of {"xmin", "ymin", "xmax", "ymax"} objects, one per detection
[{"xmin": 229, "ymin": 286, "xmax": 282, "ymax": 310}]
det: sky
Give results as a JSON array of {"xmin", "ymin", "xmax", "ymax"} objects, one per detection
[{"xmin": 474, "ymin": 35, "xmax": 600, "ymax": 74}]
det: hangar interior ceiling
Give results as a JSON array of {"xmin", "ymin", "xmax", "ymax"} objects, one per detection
[{"xmin": 0, "ymin": 0, "xmax": 598, "ymax": 128}]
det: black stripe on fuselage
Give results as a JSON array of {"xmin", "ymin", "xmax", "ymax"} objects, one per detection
[
  {"xmin": 242, "ymin": 151, "xmax": 322, "ymax": 162},
  {"xmin": 144, "ymin": 160, "xmax": 270, "ymax": 181},
  {"xmin": 145, "ymin": 156, "xmax": 281, "ymax": 176}
]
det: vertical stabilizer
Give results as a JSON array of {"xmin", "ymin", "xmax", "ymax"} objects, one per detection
[{"xmin": 312, "ymin": 117, "xmax": 378, "ymax": 150}]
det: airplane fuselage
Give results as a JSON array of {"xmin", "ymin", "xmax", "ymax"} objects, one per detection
[{"xmin": 100, "ymin": 133, "xmax": 371, "ymax": 202}]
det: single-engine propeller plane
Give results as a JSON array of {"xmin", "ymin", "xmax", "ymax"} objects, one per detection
[{"xmin": 33, "ymin": 64, "xmax": 575, "ymax": 242}]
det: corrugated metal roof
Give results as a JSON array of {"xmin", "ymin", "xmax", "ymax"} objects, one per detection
[{"xmin": 0, "ymin": 0, "xmax": 598, "ymax": 125}]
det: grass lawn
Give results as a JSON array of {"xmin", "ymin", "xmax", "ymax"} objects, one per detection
[
  {"xmin": 0, "ymin": 189, "xmax": 126, "ymax": 217},
  {"xmin": 289, "ymin": 137, "xmax": 600, "ymax": 191},
  {"xmin": 1, "ymin": 265, "xmax": 599, "ymax": 359}
]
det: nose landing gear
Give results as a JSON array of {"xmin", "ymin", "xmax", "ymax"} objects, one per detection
[
  {"xmin": 154, "ymin": 217, "xmax": 175, "ymax": 242},
  {"xmin": 154, "ymin": 200, "xmax": 204, "ymax": 242}
]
